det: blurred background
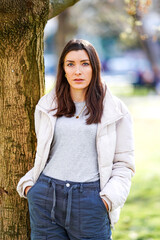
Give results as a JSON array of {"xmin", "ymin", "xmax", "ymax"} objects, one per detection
[{"xmin": 44, "ymin": 0, "xmax": 160, "ymax": 239}]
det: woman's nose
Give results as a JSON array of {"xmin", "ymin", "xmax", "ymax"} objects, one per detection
[{"xmin": 75, "ymin": 66, "xmax": 82, "ymax": 75}]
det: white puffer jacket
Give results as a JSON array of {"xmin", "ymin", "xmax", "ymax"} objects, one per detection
[{"xmin": 17, "ymin": 85, "xmax": 135, "ymax": 228}]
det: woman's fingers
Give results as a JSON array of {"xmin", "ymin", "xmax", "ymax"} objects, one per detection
[
  {"xmin": 25, "ymin": 186, "xmax": 32, "ymax": 196},
  {"xmin": 102, "ymin": 198, "xmax": 109, "ymax": 212}
]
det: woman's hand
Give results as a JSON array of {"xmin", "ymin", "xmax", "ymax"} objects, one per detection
[
  {"xmin": 24, "ymin": 186, "xmax": 32, "ymax": 196},
  {"xmin": 102, "ymin": 198, "xmax": 109, "ymax": 212}
]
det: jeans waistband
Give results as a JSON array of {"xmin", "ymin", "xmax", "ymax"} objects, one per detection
[{"xmin": 39, "ymin": 173, "xmax": 100, "ymax": 190}]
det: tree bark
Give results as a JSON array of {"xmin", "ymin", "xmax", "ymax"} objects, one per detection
[
  {"xmin": 49, "ymin": 0, "xmax": 80, "ymax": 19},
  {"xmin": 0, "ymin": 0, "xmax": 79, "ymax": 239}
]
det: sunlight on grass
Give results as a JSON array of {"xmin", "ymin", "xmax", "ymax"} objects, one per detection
[
  {"xmin": 107, "ymin": 82, "xmax": 155, "ymax": 97},
  {"xmin": 111, "ymin": 85, "xmax": 160, "ymax": 240}
]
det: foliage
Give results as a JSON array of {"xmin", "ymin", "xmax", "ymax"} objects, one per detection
[
  {"xmin": 120, "ymin": 0, "xmax": 153, "ymax": 47},
  {"xmin": 125, "ymin": 0, "xmax": 152, "ymax": 16},
  {"xmin": 68, "ymin": 0, "xmax": 155, "ymax": 50}
]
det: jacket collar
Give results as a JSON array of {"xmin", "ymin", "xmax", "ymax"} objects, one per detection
[
  {"xmin": 36, "ymin": 87, "xmax": 57, "ymax": 114},
  {"xmin": 100, "ymin": 85, "xmax": 123, "ymax": 126},
  {"xmin": 36, "ymin": 83, "xmax": 123, "ymax": 125}
]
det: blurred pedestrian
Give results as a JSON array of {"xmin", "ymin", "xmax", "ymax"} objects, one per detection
[{"xmin": 17, "ymin": 39, "xmax": 135, "ymax": 240}]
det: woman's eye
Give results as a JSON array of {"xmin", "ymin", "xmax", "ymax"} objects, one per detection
[
  {"xmin": 67, "ymin": 63, "xmax": 74, "ymax": 66},
  {"xmin": 82, "ymin": 62, "xmax": 89, "ymax": 66}
]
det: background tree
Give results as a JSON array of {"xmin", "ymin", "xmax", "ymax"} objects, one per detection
[
  {"xmin": 125, "ymin": 0, "xmax": 160, "ymax": 90},
  {"xmin": 63, "ymin": 0, "xmax": 159, "ymax": 89},
  {"xmin": 55, "ymin": 9, "xmax": 77, "ymax": 57},
  {"xmin": 0, "ymin": 0, "xmax": 79, "ymax": 239}
]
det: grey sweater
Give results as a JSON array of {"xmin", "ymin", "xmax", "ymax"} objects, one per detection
[{"xmin": 43, "ymin": 101, "xmax": 99, "ymax": 182}]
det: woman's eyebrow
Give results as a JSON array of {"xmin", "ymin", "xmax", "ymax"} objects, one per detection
[
  {"xmin": 81, "ymin": 59, "xmax": 90, "ymax": 62},
  {"xmin": 65, "ymin": 59, "xmax": 90, "ymax": 62}
]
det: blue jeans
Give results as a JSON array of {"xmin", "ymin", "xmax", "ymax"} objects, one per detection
[{"xmin": 27, "ymin": 173, "xmax": 112, "ymax": 240}]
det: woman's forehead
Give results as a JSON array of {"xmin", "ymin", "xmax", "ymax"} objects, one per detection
[{"xmin": 64, "ymin": 50, "xmax": 89, "ymax": 62}]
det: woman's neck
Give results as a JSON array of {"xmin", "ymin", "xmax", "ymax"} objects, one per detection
[{"xmin": 70, "ymin": 88, "xmax": 86, "ymax": 102}]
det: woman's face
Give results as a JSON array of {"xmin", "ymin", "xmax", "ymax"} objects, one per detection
[{"xmin": 64, "ymin": 50, "xmax": 92, "ymax": 93}]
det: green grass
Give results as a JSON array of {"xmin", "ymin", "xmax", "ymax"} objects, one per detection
[
  {"xmin": 112, "ymin": 169, "xmax": 160, "ymax": 239},
  {"xmin": 107, "ymin": 83, "xmax": 156, "ymax": 97},
  {"xmin": 111, "ymin": 86, "xmax": 160, "ymax": 240}
]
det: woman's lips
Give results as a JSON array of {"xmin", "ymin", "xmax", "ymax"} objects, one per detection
[{"xmin": 74, "ymin": 79, "xmax": 84, "ymax": 82}]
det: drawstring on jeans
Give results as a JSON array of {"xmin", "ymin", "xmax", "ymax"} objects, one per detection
[
  {"xmin": 50, "ymin": 180, "xmax": 84, "ymax": 229},
  {"xmin": 80, "ymin": 183, "xmax": 83, "ymax": 193},
  {"xmin": 51, "ymin": 181, "xmax": 56, "ymax": 223},
  {"xmin": 65, "ymin": 185, "xmax": 78, "ymax": 229}
]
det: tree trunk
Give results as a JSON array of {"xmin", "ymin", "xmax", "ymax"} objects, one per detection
[
  {"xmin": 0, "ymin": 4, "xmax": 48, "ymax": 239},
  {"xmin": 55, "ymin": 9, "xmax": 77, "ymax": 57},
  {"xmin": 0, "ymin": 0, "xmax": 79, "ymax": 239},
  {"xmin": 134, "ymin": 14, "xmax": 160, "ymax": 87}
]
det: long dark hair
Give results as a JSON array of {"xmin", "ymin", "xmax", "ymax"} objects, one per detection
[{"xmin": 54, "ymin": 39, "xmax": 106, "ymax": 124}]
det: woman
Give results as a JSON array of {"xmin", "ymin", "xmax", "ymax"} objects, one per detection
[{"xmin": 17, "ymin": 39, "xmax": 135, "ymax": 240}]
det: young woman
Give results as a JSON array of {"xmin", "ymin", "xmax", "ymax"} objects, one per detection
[{"xmin": 17, "ymin": 39, "xmax": 135, "ymax": 240}]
